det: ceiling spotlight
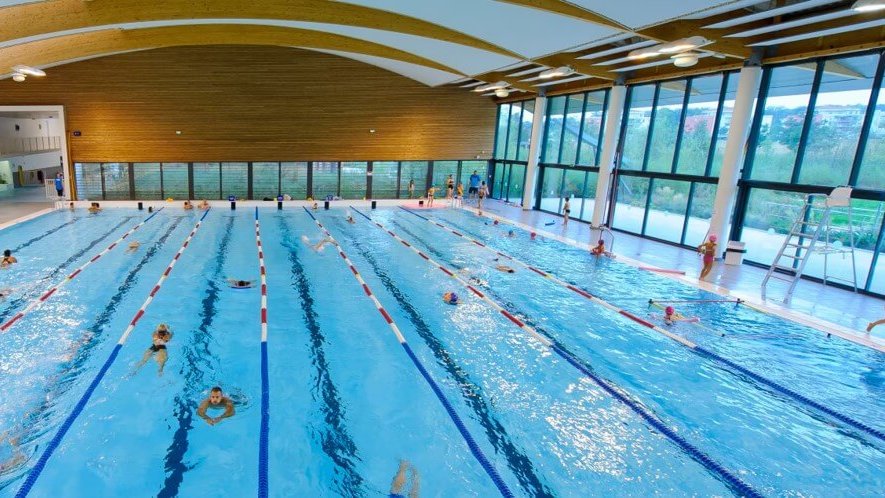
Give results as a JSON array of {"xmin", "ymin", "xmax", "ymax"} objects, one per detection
[
  {"xmin": 474, "ymin": 81, "xmax": 509, "ymax": 92},
  {"xmin": 672, "ymin": 53, "xmax": 699, "ymax": 68},
  {"xmin": 11, "ymin": 65, "xmax": 46, "ymax": 77},
  {"xmin": 11, "ymin": 72, "xmax": 26, "ymax": 82},
  {"xmin": 494, "ymin": 88, "xmax": 510, "ymax": 98},
  {"xmin": 627, "ymin": 46, "xmax": 661, "ymax": 60},
  {"xmin": 658, "ymin": 36, "xmax": 710, "ymax": 54},
  {"xmin": 538, "ymin": 66, "xmax": 574, "ymax": 79},
  {"xmin": 853, "ymin": 0, "xmax": 885, "ymax": 12}
]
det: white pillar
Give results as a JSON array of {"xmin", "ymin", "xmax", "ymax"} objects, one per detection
[
  {"xmin": 590, "ymin": 84, "xmax": 627, "ymax": 228},
  {"xmin": 521, "ymin": 95, "xmax": 546, "ymax": 210},
  {"xmin": 708, "ymin": 65, "xmax": 762, "ymax": 254}
]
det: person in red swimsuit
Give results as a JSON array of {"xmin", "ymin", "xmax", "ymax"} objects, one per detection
[{"xmin": 697, "ymin": 234, "xmax": 718, "ymax": 280}]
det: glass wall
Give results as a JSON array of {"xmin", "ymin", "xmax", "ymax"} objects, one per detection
[
  {"xmin": 372, "ymin": 161, "xmax": 399, "ymax": 199},
  {"xmin": 193, "ymin": 162, "xmax": 220, "ymax": 200},
  {"xmin": 340, "ymin": 162, "xmax": 367, "ymax": 199},
  {"xmin": 162, "ymin": 163, "xmax": 189, "ymax": 200},
  {"xmin": 280, "ymin": 162, "xmax": 308, "ymax": 199},
  {"xmin": 736, "ymin": 49, "xmax": 885, "ymax": 295},
  {"xmin": 492, "ymin": 99, "xmax": 535, "ymax": 203},
  {"xmin": 72, "ymin": 160, "xmax": 486, "ymax": 203},
  {"xmin": 431, "ymin": 161, "xmax": 459, "ymax": 192},
  {"xmin": 312, "ymin": 162, "xmax": 339, "ymax": 199},
  {"xmin": 133, "ymin": 163, "xmax": 162, "ymax": 200},
  {"xmin": 399, "ymin": 161, "xmax": 428, "ymax": 198},
  {"xmin": 221, "ymin": 162, "xmax": 248, "ymax": 199},
  {"xmin": 103, "ymin": 163, "xmax": 130, "ymax": 200},
  {"xmin": 252, "ymin": 162, "xmax": 280, "ymax": 199}
]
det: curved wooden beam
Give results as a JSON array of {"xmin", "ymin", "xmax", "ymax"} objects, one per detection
[
  {"xmin": 493, "ymin": 0, "xmax": 629, "ymax": 30},
  {"xmin": 0, "ymin": 24, "xmax": 465, "ymax": 76},
  {"xmin": 0, "ymin": 0, "xmax": 521, "ymax": 57}
]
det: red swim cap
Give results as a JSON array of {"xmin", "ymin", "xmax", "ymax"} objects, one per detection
[{"xmin": 665, "ymin": 306, "xmax": 675, "ymax": 314}]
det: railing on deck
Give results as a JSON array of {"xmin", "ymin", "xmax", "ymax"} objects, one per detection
[{"xmin": 0, "ymin": 136, "xmax": 62, "ymax": 156}]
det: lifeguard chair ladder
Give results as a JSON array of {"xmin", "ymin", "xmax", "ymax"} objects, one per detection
[{"xmin": 761, "ymin": 186, "xmax": 857, "ymax": 304}]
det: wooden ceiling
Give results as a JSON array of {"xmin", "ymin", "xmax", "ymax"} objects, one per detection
[{"xmin": 0, "ymin": 0, "xmax": 882, "ymax": 97}]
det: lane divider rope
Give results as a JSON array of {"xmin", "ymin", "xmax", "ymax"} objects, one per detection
[
  {"xmin": 353, "ymin": 207, "xmax": 762, "ymax": 497},
  {"xmin": 15, "ymin": 208, "xmax": 210, "ymax": 498},
  {"xmin": 302, "ymin": 207, "xmax": 514, "ymax": 498},
  {"xmin": 400, "ymin": 207, "xmax": 885, "ymax": 443},
  {"xmin": 1, "ymin": 208, "xmax": 165, "ymax": 334},
  {"xmin": 256, "ymin": 207, "xmax": 270, "ymax": 498}
]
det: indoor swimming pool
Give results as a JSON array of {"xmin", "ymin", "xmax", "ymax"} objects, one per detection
[{"xmin": 0, "ymin": 205, "xmax": 881, "ymax": 497}]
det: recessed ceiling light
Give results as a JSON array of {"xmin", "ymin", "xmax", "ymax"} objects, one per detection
[
  {"xmin": 853, "ymin": 0, "xmax": 885, "ymax": 12},
  {"xmin": 494, "ymin": 88, "xmax": 510, "ymax": 98},
  {"xmin": 11, "ymin": 72, "xmax": 26, "ymax": 82}
]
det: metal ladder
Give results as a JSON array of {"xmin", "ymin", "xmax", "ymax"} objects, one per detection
[{"xmin": 761, "ymin": 187, "xmax": 857, "ymax": 303}]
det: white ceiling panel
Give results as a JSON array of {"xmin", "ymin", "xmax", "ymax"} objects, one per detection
[
  {"xmin": 297, "ymin": 48, "xmax": 463, "ymax": 86},
  {"xmin": 0, "ymin": 19, "xmax": 521, "ymax": 76},
  {"xmin": 334, "ymin": 0, "xmax": 619, "ymax": 58},
  {"xmin": 568, "ymin": 1, "xmax": 734, "ymax": 29}
]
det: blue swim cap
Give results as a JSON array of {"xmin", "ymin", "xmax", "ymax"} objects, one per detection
[{"xmin": 449, "ymin": 292, "xmax": 459, "ymax": 303}]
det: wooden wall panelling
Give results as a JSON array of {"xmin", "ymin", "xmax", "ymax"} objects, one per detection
[{"xmin": 0, "ymin": 46, "xmax": 497, "ymax": 162}]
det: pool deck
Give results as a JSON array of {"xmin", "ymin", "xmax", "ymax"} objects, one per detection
[
  {"xmin": 467, "ymin": 199, "xmax": 884, "ymax": 347},
  {"xmin": 0, "ymin": 185, "xmax": 55, "ymax": 225}
]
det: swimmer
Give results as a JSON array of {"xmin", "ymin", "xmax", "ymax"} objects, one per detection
[
  {"xmin": 312, "ymin": 202, "xmax": 319, "ymax": 210},
  {"xmin": 126, "ymin": 241, "xmax": 141, "ymax": 253},
  {"xmin": 389, "ymin": 460, "xmax": 420, "ymax": 498},
  {"xmin": 530, "ymin": 232, "xmax": 537, "ymax": 241},
  {"xmin": 468, "ymin": 276, "xmax": 487, "ymax": 287},
  {"xmin": 1, "ymin": 249, "xmax": 17, "ymax": 268},
  {"xmin": 426, "ymin": 186, "xmax": 437, "ymax": 207},
  {"xmin": 591, "ymin": 239, "xmax": 612, "ymax": 257},
  {"xmin": 197, "ymin": 386, "xmax": 236, "ymax": 426},
  {"xmin": 454, "ymin": 182, "xmax": 463, "ymax": 207},
  {"xmin": 345, "ymin": 212, "xmax": 356, "ymax": 224},
  {"xmin": 134, "ymin": 323, "xmax": 173, "ymax": 376},
  {"xmin": 697, "ymin": 234, "xmax": 718, "ymax": 280},
  {"xmin": 301, "ymin": 235, "xmax": 333, "ymax": 252},
  {"xmin": 68, "ymin": 201, "xmax": 75, "ymax": 211},
  {"xmin": 507, "ymin": 230, "xmax": 516, "ymax": 238},
  {"xmin": 197, "ymin": 199, "xmax": 210, "ymax": 210},
  {"xmin": 495, "ymin": 264, "xmax": 515, "ymax": 274},
  {"xmin": 183, "ymin": 200, "xmax": 193, "ymax": 210},
  {"xmin": 0, "ymin": 432, "xmax": 26, "ymax": 475},
  {"xmin": 227, "ymin": 278, "xmax": 254, "ymax": 289},
  {"xmin": 562, "ymin": 196, "xmax": 571, "ymax": 226},
  {"xmin": 442, "ymin": 292, "xmax": 459, "ymax": 305},
  {"xmin": 88, "ymin": 202, "xmax": 102, "ymax": 214},
  {"xmin": 658, "ymin": 305, "xmax": 700, "ymax": 326}
]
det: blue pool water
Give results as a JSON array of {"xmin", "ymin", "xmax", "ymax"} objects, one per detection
[{"xmin": 0, "ymin": 206, "xmax": 881, "ymax": 497}]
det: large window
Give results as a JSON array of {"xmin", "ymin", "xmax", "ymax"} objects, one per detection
[
  {"xmin": 193, "ymin": 162, "xmax": 220, "ymax": 199},
  {"xmin": 676, "ymin": 74, "xmax": 725, "ymax": 175},
  {"xmin": 161, "ymin": 163, "xmax": 189, "ymax": 200},
  {"xmin": 74, "ymin": 163, "xmax": 103, "ymax": 200},
  {"xmin": 399, "ymin": 161, "xmax": 428, "ymax": 199},
  {"xmin": 221, "ymin": 162, "xmax": 248, "ymax": 199},
  {"xmin": 281, "ymin": 162, "xmax": 308, "ymax": 200},
  {"xmin": 133, "ymin": 163, "xmax": 162, "ymax": 200},
  {"xmin": 103, "ymin": 163, "xmax": 130, "ymax": 200},
  {"xmin": 734, "ymin": 50, "xmax": 885, "ymax": 295},
  {"xmin": 340, "ymin": 162, "xmax": 367, "ymax": 199},
  {"xmin": 543, "ymin": 96, "xmax": 566, "ymax": 163},
  {"xmin": 800, "ymin": 54, "xmax": 879, "ymax": 186},
  {"xmin": 312, "ymin": 162, "xmax": 339, "ymax": 199},
  {"xmin": 578, "ymin": 91, "xmax": 607, "ymax": 166},
  {"xmin": 372, "ymin": 161, "xmax": 399, "ymax": 199},
  {"xmin": 253, "ymin": 162, "xmax": 280, "ymax": 199},
  {"xmin": 620, "ymin": 84, "xmax": 655, "ymax": 170},
  {"xmin": 431, "ymin": 161, "xmax": 459, "ymax": 192}
]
